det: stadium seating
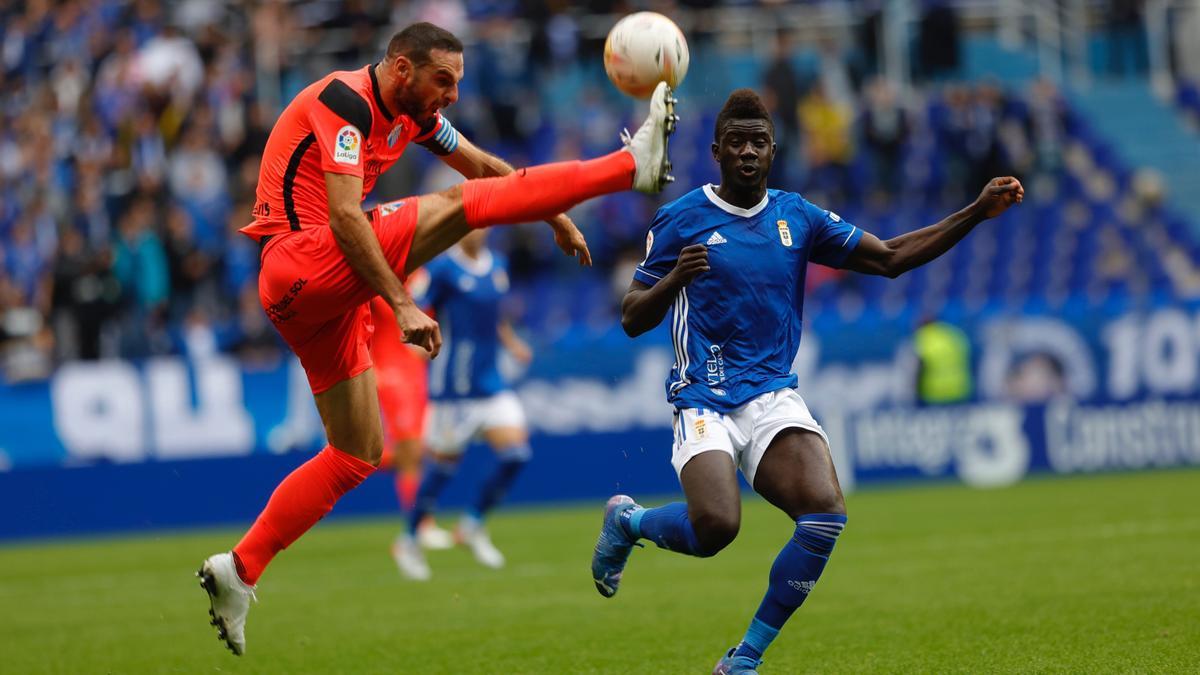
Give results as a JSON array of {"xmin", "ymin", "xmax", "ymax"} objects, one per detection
[{"xmin": 0, "ymin": 1, "xmax": 1197, "ymax": 373}]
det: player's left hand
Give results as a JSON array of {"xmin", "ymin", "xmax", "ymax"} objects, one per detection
[
  {"xmin": 974, "ymin": 176, "xmax": 1024, "ymax": 218},
  {"xmin": 546, "ymin": 213, "xmax": 592, "ymax": 266}
]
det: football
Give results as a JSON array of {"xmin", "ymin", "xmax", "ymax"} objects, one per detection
[{"xmin": 603, "ymin": 12, "xmax": 689, "ymax": 99}]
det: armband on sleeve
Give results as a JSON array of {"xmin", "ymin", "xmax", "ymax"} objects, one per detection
[{"xmin": 414, "ymin": 114, "xmax": 460, "ymax": 156}]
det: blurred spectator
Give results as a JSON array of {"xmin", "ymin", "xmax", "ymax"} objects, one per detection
[
  {"xmin": 859, "ymin": 77, "xmax": 908, "ymax": 200},
  {"xmin": 914, "ymin": 318, "xmax": 972, "ymax": 405},
  {"xmin": 50, "ymin": 228, "xmax": 117, "ymax": 360},
  {"xmin": 762, "ymin": 31, "xmax": 801, "ymax": 185},
  {"xmin": 168, "ymin": 123, "xmax": 230, "ymax": 252},
  {"xmin": 799, "ymin": 83, "xmax": 854, "ymax": 205},
  {"xmin": 916, "ymin": 0, "xmax": 961, "ymax": 82},
  {"xmin": 112, "ymin": 196, "xmax": 169, "ymax": 356},
  {"xmin": 163, "ymin": 206, "xmax": 215, "ymax": 319}
]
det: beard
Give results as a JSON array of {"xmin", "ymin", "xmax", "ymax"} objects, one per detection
[{"xmin": 394, "ymin": 85, "xmax": 433, "ymax": 125}]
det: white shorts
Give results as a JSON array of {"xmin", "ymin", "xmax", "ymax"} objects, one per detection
[
  {"xmin": 425, "ymin": 390, "xmax": 527, "ymax": 456},
  {"xmin": 671, "ymin": 388, "xmax": 830, "ymax": 486}
]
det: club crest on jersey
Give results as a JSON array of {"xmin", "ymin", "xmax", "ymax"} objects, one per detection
[
  {"xmin": 334, "ymin": 125, "xmax": 361, "ymax": 165},
  {"xmin": 777, "ymin": 220, "xmax": 792, "ymax": 247},
  {"xmin": 387, "ymin": 122, "xmax": 403, "ymax": 148}
]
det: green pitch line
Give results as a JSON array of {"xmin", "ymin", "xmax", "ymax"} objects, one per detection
[{"xmin": 1, "ymin": 469, "xmax": 1197, "ymax": 674}]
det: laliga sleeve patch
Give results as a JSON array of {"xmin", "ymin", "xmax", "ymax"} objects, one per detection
[{"xmin": 333, "ymin": 125, "xmax": 362, "ymax": 165}]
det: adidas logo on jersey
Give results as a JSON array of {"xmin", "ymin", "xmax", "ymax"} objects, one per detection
[{"xmin": 706, "ymin": 231, "xmax": 728, "ymax": 246}]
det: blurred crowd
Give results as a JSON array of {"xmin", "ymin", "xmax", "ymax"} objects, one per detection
[{"xmin": 0, "ymin": 0, "xmax": 1193, "ymax": 382}]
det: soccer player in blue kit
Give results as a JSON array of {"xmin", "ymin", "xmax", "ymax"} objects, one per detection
[
  {"xmin": 590, "ymin": 89, "xmax": 1023, "ymax": 674},
  {"xmin": 392, "ymin": 229, "xmax": 535, "ymax": 580}
]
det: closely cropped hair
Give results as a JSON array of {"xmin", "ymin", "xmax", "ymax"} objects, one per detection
[
  {"xmin": 387, "ymin": 22, "xmax": 464, "ymax": 66},
  {"xmin": 714, "ymin": 88, "xmax": 775, "ymax": 142}
]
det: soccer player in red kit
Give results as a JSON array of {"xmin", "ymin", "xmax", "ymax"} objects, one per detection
[{"xmin": 198, "ymin": 22, "xmax": 678, "ymax": 655}]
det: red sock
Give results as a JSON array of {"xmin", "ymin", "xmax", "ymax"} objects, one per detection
[
  {"xmin": 232, "ymin": 445, "xmax": 375, "ymax": 585},
  {"xmin": 462, "ymin": 151, "xmax": 635, "ymax": 228},
  {"xmin": 395, "ymin": 470, "xmax": 421, "ymax": 512}
]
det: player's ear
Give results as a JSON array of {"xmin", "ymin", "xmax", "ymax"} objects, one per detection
[
  {"xmin": 711, "ymin": 142, "xmax": 719, "ymax": 160},
  {"xmin": 394, "ymin": 55, "xmax": 413, "ymax": 82}
]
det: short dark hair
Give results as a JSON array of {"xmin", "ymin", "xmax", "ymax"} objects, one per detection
[
  {"xmin": 714, "ymin": 88, "xmax": 775, "ymax": 142},
  {"xmin": 386, "ymin": 22, "xmax": 463, "ymax": 67}
]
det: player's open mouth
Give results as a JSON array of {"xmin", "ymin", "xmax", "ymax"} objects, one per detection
[{"xmin": 738, "ymin": 165, "xmax": 758, "ymax": 176}]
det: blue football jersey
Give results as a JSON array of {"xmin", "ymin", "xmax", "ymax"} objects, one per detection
[
  {"xmin": 634, "ymin": 184, "xmax": 863, "ymax": 412},
  {"xmin": 415, "ymin": 247, "xmax": 510, "ymax": 400}
]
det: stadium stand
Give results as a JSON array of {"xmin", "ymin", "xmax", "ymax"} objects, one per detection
[{"xmin": 1, "ymin": 0, "xmax": 1198, "ymax": 384}]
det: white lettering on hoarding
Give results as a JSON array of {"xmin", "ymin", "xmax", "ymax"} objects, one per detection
[{"xmin": 1045, "ymin": 400, "xmax": 1200, "ymax": 472}]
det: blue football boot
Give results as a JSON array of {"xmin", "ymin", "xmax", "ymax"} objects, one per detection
[
  {"xmin": 590, "ymin": 494, "xmax": 643, "ymax": 597},
  {"xmin": 712, "ymin": 647, "xmax": 763, "ymax": 675}
]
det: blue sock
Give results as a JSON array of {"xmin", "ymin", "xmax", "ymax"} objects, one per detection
[
  {"xmin": 620, "ymin": 502, "xmax": 708, "ymax": 556},
  {"xmin": 408, "ymin": 461, "xmax": 456, "ymax": 536},
  {"xmin": 733, "ymin": 513, "xmax": 847, "ymax": 661},
  {"xmin": 468, "ymin": 444, "xmax": 531, "ymax": 520}
]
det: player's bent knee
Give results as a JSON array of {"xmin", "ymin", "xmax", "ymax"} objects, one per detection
[
  {"xmin": 798, "ymin": 486, "xmax": 846, "ymax": 518},
  {"xmin": 359, "ymin": 441, "xmax": 384, "ymax": 467},
  {"xmin": 691, "ymin": 510, "xmax": 740, "ymax": 556}
]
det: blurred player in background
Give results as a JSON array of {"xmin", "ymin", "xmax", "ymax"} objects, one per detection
[
  {"xmin": 392, "ymin": 229, "xmax": 533, "ymax": 580},
  {"xmin": 198, "ymin": 21, "xmax": 678, "ymax": 656},
  {"xmin": 590, "ymin": 89, "xmax": 1022, "ymax": 674},
  {"xmin": 368, "ymin": 294, "xmax": 456, "ymax": 549}
]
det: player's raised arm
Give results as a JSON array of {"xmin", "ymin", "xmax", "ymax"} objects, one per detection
[
  {"xmin": 428, "ymin": 123, "xmax": 592, "ymax": 266},
  {"xmin": 325, "ymin": 172, "xmax": 441, "ymax": 356},
  {"xmin": 844, "ymin": 176, "xmax": 1024, "ymax": 278}
]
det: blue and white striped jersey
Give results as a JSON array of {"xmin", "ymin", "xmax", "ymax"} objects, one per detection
[
  {"xmin": 634, "ymin": 184, "xmax": 863, "ymax": 413},
  {"xmin": 415, "ymin": 247, "xmax": 510, "ymax": 400}
]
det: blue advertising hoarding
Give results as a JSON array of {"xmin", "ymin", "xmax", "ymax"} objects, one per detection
[{"xmin": 2, "ymin": 304, "xmax": 1199, "ymax": 539}]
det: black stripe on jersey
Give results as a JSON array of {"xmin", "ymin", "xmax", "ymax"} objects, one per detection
[
  {"xmin": 369, "ymin": 64, "xmax": 393, "ymax": 122},
  {"xmin": 318, "ymin": 78, "xmax": 373, "ymax": 135},
  {"xmin": 283, "ymin": 133, "xmax": 316, "ymax": 231}
]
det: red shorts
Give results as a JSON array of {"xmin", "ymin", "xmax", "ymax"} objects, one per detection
[{"xmin": 258, "ymin": 198, "xmax": 418, "ymax": 394}]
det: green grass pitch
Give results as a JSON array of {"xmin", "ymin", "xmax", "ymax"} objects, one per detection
[{"xmin": 2, "ymin": 469, "xmax": 1197, "ymax": 673}]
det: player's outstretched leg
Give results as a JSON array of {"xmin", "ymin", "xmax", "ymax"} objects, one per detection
[
  {"xmin": 457, "ymin": 81, "xmax": 677, "ymax": 223},
  {"xmin": 404, "ymin": 82, "xmax": 678, "ymax": 273}
]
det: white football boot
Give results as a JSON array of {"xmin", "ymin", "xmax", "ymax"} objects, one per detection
[
  {"xmin": 391, "ymin": 534, "xmax": 432, "ymax": 581},
  {"xmin": 197, "ymin": 552, "xmax": 256, "ymax": 656},
  {"xmin": 457, "ymin": 517, "xmax": 505, "ymax": 569},
  {"xmin": 622, "ymin": 81, "xmax": 679, "ymax": 194},
  {"xmin": 416, "ymin": 520, "xmax": 455, "ymax": 550}
]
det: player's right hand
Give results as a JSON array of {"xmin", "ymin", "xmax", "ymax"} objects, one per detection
[
  {"xmin": 668, "ymin": 244, "xmax": 709, "ymax": 287},
  {"xmin": 395, "ymin": 302, "xmax": 442, "ymax": 358}
]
